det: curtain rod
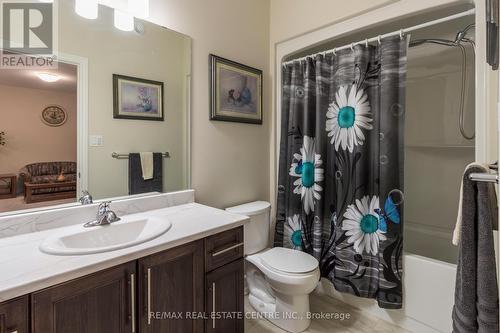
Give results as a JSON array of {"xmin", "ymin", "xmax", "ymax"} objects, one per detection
[{"xmin": 282, "ymin": 8, "xmax": 476, "ymax": 66}]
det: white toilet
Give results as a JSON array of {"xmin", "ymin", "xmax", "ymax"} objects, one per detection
[{"xmin": 226, "ymin": 201, "xmax": 320, "ymax": 333}]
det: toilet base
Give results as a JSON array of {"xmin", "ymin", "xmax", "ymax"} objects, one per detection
[
  {"xmin": 246, "ymin": 263, "xmax": 312, "ymax": 333},
  {"xmin": 248, "ymin": 291, "xmax": 312, "ymax": 333}
]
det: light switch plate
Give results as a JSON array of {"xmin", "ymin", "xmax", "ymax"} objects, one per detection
[{"xmin": 89, "ymin": 135, "xmax": 104, "ymax": 147}]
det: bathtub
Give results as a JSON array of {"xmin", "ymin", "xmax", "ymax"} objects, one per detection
[{"xmin": 316, "ymin": 253, "xmax": 457, "ymax": 333}]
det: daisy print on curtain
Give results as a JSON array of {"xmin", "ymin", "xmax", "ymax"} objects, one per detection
[
  {"xmin": 326, "ymin": 85, "xmax": 373, "ymax": 152},
  {"xmin": 289, "ymin": 136, "xmax": 324, "ymax": 215},
  {"xmin": 284, "ymin": 214, "xmax": 303, "ymax": 250},
  {"xmin": 342, "ymin": 196, "xmax": 386, "ymax": 255}
]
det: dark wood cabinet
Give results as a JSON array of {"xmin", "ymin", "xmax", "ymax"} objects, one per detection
[
  {"xmin": 4, "ymin": 227, "xmax": 245, "ymax": 333},
  {"xmin": 205, "ymin": 227, "xmax": 244, "ymax": 272},
  {"xmin": 138, "ymin": 240, "xmax": 204, "ymax": 333},
  {"xmin": 31, "ymin": 262, "xmax": 136, "ymax": 333},
  {"xmin": 0, "ymin": 295, "xmax": 29, "ymax": 333},
  {"xmin": 205, "ymin": 258, "xmax": 244, "ymax": 333}
]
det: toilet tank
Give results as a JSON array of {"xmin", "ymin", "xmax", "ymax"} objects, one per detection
[{"xmin": 226, "ymin": 201, "xmax": 271, "ymax": 255}]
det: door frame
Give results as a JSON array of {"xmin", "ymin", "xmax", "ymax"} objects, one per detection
[{"xmin": 57, "ymin": 53, "xmax": 88, "ymax": 197}]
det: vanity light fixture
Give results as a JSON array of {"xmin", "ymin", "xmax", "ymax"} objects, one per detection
[
  {"xmin": 114, "ymin": 9, "xmax": 135, "ymax": 31},
  {"xmin": 75, "ymin": 0, "xmax": 98, "ymax": 19},
  {"xmin": 128, "ymin": 0, "xmax": 149, "ymax": 19},
  {"xmin": 36, "ymin": 72, "xmax": 61, "ymax": 83}
]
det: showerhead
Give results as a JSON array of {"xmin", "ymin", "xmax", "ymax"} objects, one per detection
[
  {"xmin": 409, "ymin": 38, "xmax": 457, "ymax": 47},
  {"xmin": 408, "ymin": 22, "xmax": 476, "ymax": 141},
  {"xmin": 409, "ymin": 23, "xmax": 475, "ymax": 48},
  {"xmin": 454, "ymin": 23, "xmax": 475, "ymax": 44}
]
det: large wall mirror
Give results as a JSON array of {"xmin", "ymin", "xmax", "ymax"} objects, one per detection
[{"xmin": 0, "ymin": 0, "xmax": 191, "ymax": 215}]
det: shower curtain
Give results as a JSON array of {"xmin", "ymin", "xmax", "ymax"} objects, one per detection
[{"xmin": 274, "ymin": 36, "xmax": 408, "ymax": 309}]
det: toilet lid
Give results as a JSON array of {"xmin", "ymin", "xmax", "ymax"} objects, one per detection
[{"xmin": 260, "ymin": 247, "xmax": 318, "ymax": 274}]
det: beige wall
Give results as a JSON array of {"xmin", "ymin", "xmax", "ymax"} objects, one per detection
[
  {"xmin": 143, "ymin": 0, "xmax": 393, "ymax": 209},
  {"xmin": 59, "ymin": 1, "xmax": 190, "ymax": 200},
  {"xmin": 147, "ymin": 0, "xmax": 271, "ymax": 209},
  {"xmin": 0, "ymin": 85, "xmax": 77, "ymax": 176}
]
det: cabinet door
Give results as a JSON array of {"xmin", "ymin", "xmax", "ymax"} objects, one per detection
[
  {"xmin": 206, "ymin": 258, "xmax": 244, "ymax": 333},
  {"xmin": 139, "ymin": 240, "xmax": 204, "ymax": 333},
  {"xmin": 32, "ymin": 262, "xmax": 136, "ymax": 333},
  {"xmin": 0, "ymin": 295, "xmax": 29, "ymax": 333}
]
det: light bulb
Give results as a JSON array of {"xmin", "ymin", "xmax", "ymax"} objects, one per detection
[
  {"xmin": 75, "ymin": 0, "xmax": 98, "ymax": 19},
  {"xmin": 128, "ymin": 0, "xmax": 149, "ymax": 19},
  {"xmin": 37, "ymin": 73, "xmax": 61, "ymax": 82},
  {"xmin": 114, "ymin": 9, "xmax": 134, "ymax": 31}
]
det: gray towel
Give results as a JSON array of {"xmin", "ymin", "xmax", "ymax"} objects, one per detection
[
  {"xmin": 452, "ymin": 166, "xmax": 499, "ymax": 333},
  {"xmin": 129, "ymin": 153, "xmax": 163, "ymax": 195}
]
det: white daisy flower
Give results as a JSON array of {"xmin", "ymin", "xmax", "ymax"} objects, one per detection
[
  {"xmin": 342, "ymin": 195, "xmax": 386, "ymax": 256},
  {"xmin": 326, "ymin": 85, "xmax": 373, "ymax": 152},
  {"xmin": 289, "ymin": 136, "xmax": 324, "ymax": 215},
  {"xmin": 284, "ymin": 214, "xmax": 303, "ymax": 250}
]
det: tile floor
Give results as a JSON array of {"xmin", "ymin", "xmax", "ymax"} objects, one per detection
[{"xmin": 244, "ymin": 293, "xmax": 414, "ymax": 333}]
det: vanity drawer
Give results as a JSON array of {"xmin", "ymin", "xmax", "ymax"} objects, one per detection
[
  {"xmin": 205, "ymin": 227, "xmax": 244, "ymax": 272},
  {"xmin": 0, "ymin": 295, "xmax": 29, "ymax": 333}
]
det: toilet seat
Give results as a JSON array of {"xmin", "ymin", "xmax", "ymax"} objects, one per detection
[{"xmin": 259, "ymin": 247, "xmax": 318, "ymax": 275}]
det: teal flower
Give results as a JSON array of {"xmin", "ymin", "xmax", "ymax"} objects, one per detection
[
  {"xmin": 326, "ymin": 85, "xmax": 373, "ymax": 152},
  {"xmin": 342, "ymin": 196, "xmax": 386, "ymax": 255},
  {"xmin": 284, "ymin": 214, "xmax": 303, "ymax": 250},
  {"xmin": 289, "ymin": 136, "xmax": 324, "ymax": 215}
]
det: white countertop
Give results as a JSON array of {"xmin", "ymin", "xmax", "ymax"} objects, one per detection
[{"xmin": 0, "ymin": 202, "xmax": 249, "ymax": 302}]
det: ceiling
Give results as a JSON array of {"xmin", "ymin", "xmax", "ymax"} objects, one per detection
[{"xmin": 0, "ymin": 61, "xmax": 77, "ymax": 93}]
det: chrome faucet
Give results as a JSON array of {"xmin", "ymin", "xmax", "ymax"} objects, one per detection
[
  {"xmin": 79, "ymin": 190, "xmax": 93, "ymax": 205},
  {"xmin": 84, "ymin": 201, "xmax": 121, "ymax": 228}
]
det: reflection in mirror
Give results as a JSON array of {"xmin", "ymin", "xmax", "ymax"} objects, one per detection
[{"xmin": 0, "ymin": 1, "xmax": 191, "ymax": 215}]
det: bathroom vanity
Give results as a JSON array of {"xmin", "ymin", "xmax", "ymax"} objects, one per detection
[{"xmin": 0, "ymin": 193, "xmax": 247, "ymax": 333}]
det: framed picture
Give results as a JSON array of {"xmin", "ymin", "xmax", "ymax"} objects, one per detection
[
  {"xmin": 209, "ymin": 54, "xmax": 262, "ymax": 124},
  {"xmin": 113, "ymin": 74, "xmax": 164, "ymax": 121}
]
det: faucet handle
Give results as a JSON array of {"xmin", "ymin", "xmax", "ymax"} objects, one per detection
[
  {"xmin": 97, "ymin": 201, "xmax": 111, "ymax": 215},
  {"xmin": 98, "ymin": 201, "xmax": 111, "ymax": 210},
  {"xmin": 79, "ymin": 190, "xmax": 93, "ymax": 205}
]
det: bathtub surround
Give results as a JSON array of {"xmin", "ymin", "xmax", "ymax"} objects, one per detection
[
  {"xmin": 275, "ymin": 36, "xmax": 407, "ymax": 309},
  {"xmin": 452, "ymin": 166, "xmax": 499, "ymax": 333}
]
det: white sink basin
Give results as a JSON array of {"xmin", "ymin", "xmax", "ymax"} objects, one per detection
[{"xmin": 39, "ymin": 217, "xmax": 172, "ymax": 255}]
